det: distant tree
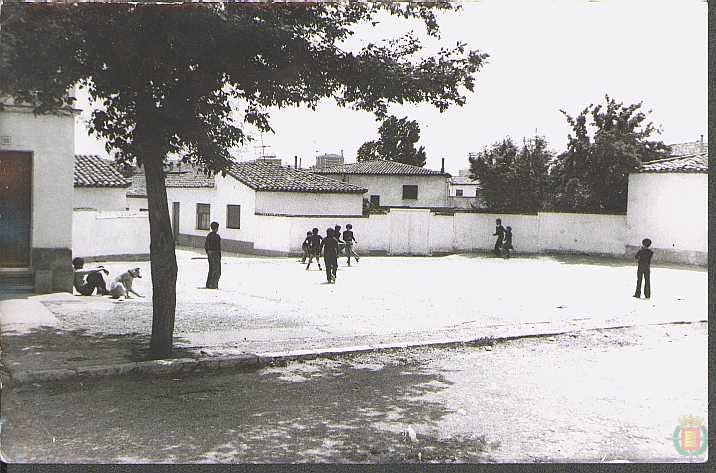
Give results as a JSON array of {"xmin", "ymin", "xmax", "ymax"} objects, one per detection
[
  {"xmin": 468, "ymin": 136, "xmax": 551, "ymax": 212},
  {"xmin": 1, "ymin": 2, "xmax": 487, "ymax": 358},
  {"xmin": 548, "ymin": 95, "xmax": 669, "ymax": 212},
  {"xmin": 356, "ymin": 116, "xmax": 427, "ymax": 167}
]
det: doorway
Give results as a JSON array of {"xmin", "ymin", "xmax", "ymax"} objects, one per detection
[{"xmin": 0, "ymin": 152, "xmax": 32, "ymax": 267}]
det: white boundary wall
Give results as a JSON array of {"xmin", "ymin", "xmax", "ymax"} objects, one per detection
[
  {"xmin": 73, "ymin": 210, "xmax": 150, "ymax": 258},
  {"xmin": 72, "ymin": 206, "xmax": 703, "ymax": 265}
]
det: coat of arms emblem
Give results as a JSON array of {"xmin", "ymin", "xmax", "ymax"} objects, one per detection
[{"xmin": 667, "ymin": 415, "xmax": 708, "ymax": 461}]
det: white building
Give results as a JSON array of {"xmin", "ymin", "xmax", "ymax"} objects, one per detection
[
  {"xmin": 448, "ymin": 169, "xmax": 482, "ymax": 209},
  {"xmin": 313, "ymin": 160, "xmax": 451, "ymax": 208},
  {"xmin": 0, "ymin": 101, "xmax": 76, "ymax": 292},
  {"xmin": 126, "ymin": 162, "xmax": 367, "ymax": 254},
  {"xmin": 73, "ymin": 155, "xmax": 130, "ymax": 210},
  {"xmin": 626, "ymin": 145, "xmax": 707, "ymax": 265}
]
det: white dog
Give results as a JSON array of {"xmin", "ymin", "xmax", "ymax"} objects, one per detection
[{"xmin": 109, "ymin": 268, "xmax": 143, "ymax": 299}]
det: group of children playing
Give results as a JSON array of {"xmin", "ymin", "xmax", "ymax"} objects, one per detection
[{"xmin": 301, "ymin": 224, "xmax": 360, "ymax": 283}]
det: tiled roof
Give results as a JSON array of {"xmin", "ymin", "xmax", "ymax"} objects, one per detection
[
  {"xmin": 639, "ymin": 154, "xmax": 707, "ymax": 173},
  {"xmin": 669, "ymin": 141, "xmax": 708, "ymax": 157},
  {"xmin": 127, "ymin": 166, "xmax": 214, "ymax": 198},
  {"xmin": 74, "ymin": 155, "xmax": 131, "ymax": 188},
  {"xmin": 313, "ymin": 160, "xmax": 449, "ymax": 176},
  {"xmin": 227, "ymin": 162, "xmax": 366, "ymax": 193}
]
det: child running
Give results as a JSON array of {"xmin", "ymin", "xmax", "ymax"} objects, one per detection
[
  {"xmin": 300, "ymin": 231, "xmax": 312, "ymax": 263},
  {"xmin": 502, "ymin": 226, "xmax": 514, "ymax": 258},
  {"xmin": 321, "ymin": 227, "xmax": 339, "ymax": 283},
  {"xmin": 342, "ymin": 223, "xmax": 360, "ymax": 266},
  {"xmin": 305, "ymin": 227, "xmax": 323, "ymax": 271}
]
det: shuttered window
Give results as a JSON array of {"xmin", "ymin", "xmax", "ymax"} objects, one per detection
[{"xmin": 226, "ymin": 205, "xmax": 241, "ymax": 229}]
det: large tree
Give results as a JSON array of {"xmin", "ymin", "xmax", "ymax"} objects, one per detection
[
  {"xmin": 548, "ymin": 95, "xmax": 669, "ymax": 212},
  {"xmin": 356, "ymin": 115, "xmax": 427, "ymax": 167},
  {"xmin": 0, "ymin": 2, "xmax": 487, "ymax": 358},
  {"xmin": 468, "ymin": 136, "xmax": 551, "ymax": 212}
]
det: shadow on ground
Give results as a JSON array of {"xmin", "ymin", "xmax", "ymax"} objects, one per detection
[
  {"xmin": 0, "ymin": 326, "xmax": 197, "ymax": 372},
  {"xmin": 1, "ymin": 353, "xmax": 496, "ymax": 463}
]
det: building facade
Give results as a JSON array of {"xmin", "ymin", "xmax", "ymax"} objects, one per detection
[
  {"xmin": 73, "ymin": 155, "xmax": 131, "ymax": 211},
  {"xmin": 314, "ymin": 160, "xmax": 450, "ymax": 208},
  {"xmin": 0, "ymin": 102, "xmax": 75, "ymax": 292},
  {"xmin": 626, "ymin": 149, "xmax": 707, "ymax": 265}
]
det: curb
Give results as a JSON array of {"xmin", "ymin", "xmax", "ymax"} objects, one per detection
[{"xmin": 2, "ymin": 320, "xmax": 706, "ymax": 386}]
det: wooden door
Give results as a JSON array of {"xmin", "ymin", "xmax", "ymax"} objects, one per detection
[{"xmin": 0, "ymin": 152, "xmax": 32, "ymax": 267}]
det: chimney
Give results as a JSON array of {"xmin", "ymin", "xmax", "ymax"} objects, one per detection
[
  {"xmin": 700, "ymin": 134, "xmax": 703, "ymax": 143},
  {"xmin": 299, "ymin": 158, "xmax": 302, "ymax": 169},
  {"xmin": 341, "ymin": 149, "xmax": 344, "ymax": 158},
  {"xmin": 441, "ymin": 158, "xmax": 445, "ymax": 173},
  {"xmin": 294, "ymin": 155, "xmax": 298, "ymax": 169}
]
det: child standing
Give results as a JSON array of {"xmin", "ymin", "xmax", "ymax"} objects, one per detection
[
  {"xmin": 502, "ymin": 226, "xmax": 514, "ymax": 258},
  {"xmin": 321, "ymin": 228, "xmax": 339, "ymax": 283},
  {"xmin": 306, "ymin": 227, "xmax": 323, "ymax": 271},
  {"xmin": 204, "ymin": 221, "xmax": 222, "ymax": 289},
  {"xmin": 300, "ymin": 231, "xmax": 312, "ymax": 263},
  {"xmin": 493, "ymin": 218, "xmax": 505, "ymax": 256},
  {"xmin": 342, "ymin": 223, "xmax": 360, "ymax": 266},
  {"xmin": 633, "ymin": 238, "xmax": 653, "ymax": 299}
]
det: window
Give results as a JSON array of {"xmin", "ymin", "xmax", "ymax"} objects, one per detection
[
  {"xmin": 370, "ymin": 195, "xmax": 380, "ymax": 207},
  {"xmin": 456, "ymin": 189, "xmax": 464, "ymax": 197},
  {"xmin": 226, "ymin": 204, "xmax": 241, "ymax": 229},
  {"xmin": 402, "ymin": 185, "xmax": 418, "ymax": 200},
  {"xmin": 196, "ymin": 203, "xmax": 210, "ymax": 230}
]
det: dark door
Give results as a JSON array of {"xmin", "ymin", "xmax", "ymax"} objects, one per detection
[
  {"xmin": 0, "ymin": 152, "xmax": 32, "ymax": 267},
  {"xmin": 172, "ymin": 202, "xmax": 180, "ymax": 239}
]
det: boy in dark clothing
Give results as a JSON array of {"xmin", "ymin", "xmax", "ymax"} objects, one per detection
[
  {"xmin": 300, "ymin": 231, "xmax": 312, "ymax": 263},
  {"xmin": 321, "ymin": 228, "xmax": 339, "ymax": 283},
  {"xmin": 342, "ymin": 223, "xmax": 360, "ymax": 266},
  {"xmin": 204, "ymin": 221, "xmax": 222, "ymax": 289},
  {"xmin": 72, "ymin": 257, "xmax": 109, "ymax": 296},
  {"xmin": 502, "ymin": 226, "xmax": 514, "ymax": 258},
  {"xmin": 493, "ymin": 218, "xmax": 505, "ymax": 256},
  {"xmin": 306, "ymin": 228, "xmax": 323, "ymax": 270},
  {"xmin": 633, "ymin": 238, "xmax": 653, "ymax": 299},
  {"xmin": 334, "ymin": 224, "xmax": 345, "ymax": 257}
]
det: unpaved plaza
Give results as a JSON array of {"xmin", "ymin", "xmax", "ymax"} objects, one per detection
[
  {"xmin": 39, "ymin": 249, "xmax": 707, "ymax": 356},
  {"xmin": 0, "ymin": 322, "xmax": 707, "ymax": 463}
]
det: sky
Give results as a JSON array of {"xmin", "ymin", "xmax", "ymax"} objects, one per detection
[{"xmin": 73, "ymin": 0, "xmax": 708, "ymax": 175}]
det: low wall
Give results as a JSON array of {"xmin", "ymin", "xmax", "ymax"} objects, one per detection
[
  {"xmin": 72, "ymin": 210, "xmax": 150, "ymax": 259},
  {"xmin": 74, "ymin": 207, "xmax": 704, "ymax": 265}
]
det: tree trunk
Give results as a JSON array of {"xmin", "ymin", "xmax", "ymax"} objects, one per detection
[{"xmin": 143, "ymin": 154, "xmax": 178, "ymax": 359}]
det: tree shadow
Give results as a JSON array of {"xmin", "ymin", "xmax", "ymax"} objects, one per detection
[
  {"xmin": 0, "ymin": 325, "xmax": 197, "ymax": 372},
  {"xmin": 1, "ymin": 351, "xmax": 499, "ymax": 463}
]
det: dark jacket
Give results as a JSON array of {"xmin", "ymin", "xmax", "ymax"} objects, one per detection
[
  {"xmin": 205, "ymin": 232, "xmax": 221, "ymax": 252},
  {"xmin": 494, "ymin": 225, "xmax": 505, "ymax": 240},
  {"xmin": 321, "ymin": 236, "xmax": 339, "ymax": 258},
  {"xmin": 635, "ymin": 248, "xmax": 653, "ymax": 270},
  {"xmin": 342, "ymin": 230, "xmax": 356, "ymax": 243}
]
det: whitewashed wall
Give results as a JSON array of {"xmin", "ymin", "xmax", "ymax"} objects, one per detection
[
  {"xmin": 322, "ymin": 174, "xmax": 449, "ymax": 208},
  {"xmin": 449, "ymin": 183, "xmax": 479, "ymax": 197},
  {"xmin": 0, "ymin": 107, "xmax": 74, "ymax": 249},
  {"xmin": 72, "ymin": 210, "xmax": 149, "ymax": 258},
  {"xmin": 127, "ymin": 196, "xmax": 148, "ymax": 212},
  {"xmin": 74, "ymin": 187, "xmax": 128, "ymax": 211},
  {"xmin": 538, "ymin": 212, "xmax": 626, "ymax": 255},
  {"xmin": 255, "ymin": 191, "xmax": 363, "ymax": 216},
  {"xmin": 626, "ymin": 173, "xmax": 707, "ymax": 264}
]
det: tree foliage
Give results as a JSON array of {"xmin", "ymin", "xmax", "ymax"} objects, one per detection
[
  {"xmin": 468, "ymin": 136, "xmax": 551, "ymax": 212},
  {"xmin": 547, "ymin": 95, "xmax": 669, "ymax": 212},
  {"xmin": 0, "ymin": 2, "xmax": 487, "ymax": 358},
  {"xmin": 356, "ymin": 115, "xmax": 427, "ymax": 167}
]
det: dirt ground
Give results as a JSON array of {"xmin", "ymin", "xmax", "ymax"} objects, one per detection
[{"xmin": 0, "ymin": 322, "xmax": 707, "ymax": 463}]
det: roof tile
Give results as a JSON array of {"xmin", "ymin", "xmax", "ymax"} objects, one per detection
[
  {"xmin": 74, "ymin": 155, "xmax": 130, "ymax": 188},
  {"xmin": 313, "ymin": 160, "xmax": 449, "ymax": 176},
  {"xmin": 228, "ymin": 162, "xmax": 366, "ymax": 193}
]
